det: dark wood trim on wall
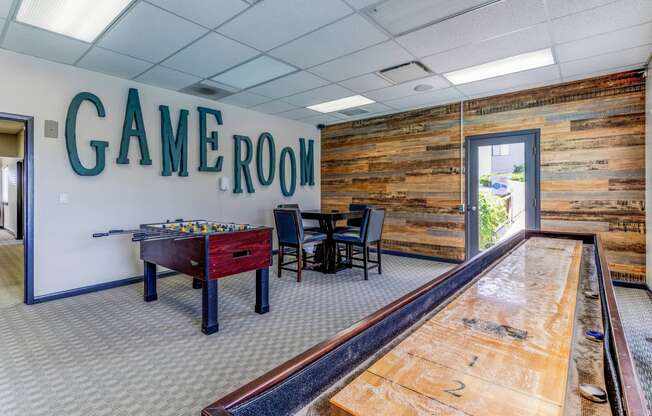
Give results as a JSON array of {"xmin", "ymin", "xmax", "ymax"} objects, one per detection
[{"xmin": 321, "ymin": 70, "xmax": 646, "ymax": 282}]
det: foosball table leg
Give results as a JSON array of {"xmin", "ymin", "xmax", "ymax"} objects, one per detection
[
  {"xmin": 255, "ymin": 268, "xmax": 270, "ymax": 314},
  {"xmin": 144, "ymin": 261, "xmax": 158, "ymax": 302},
  {"xmin": 202, "ymin": 279, "xmax": 219, "ymax": 335},
  {"xmin": 192, "ymin": 278, "xmax": 202, "ymax": 289}
]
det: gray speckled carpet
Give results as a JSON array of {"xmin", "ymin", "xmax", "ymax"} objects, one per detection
[{"xmin": 0, "ymin": 250, "xmax": 452, "ymax": 416}]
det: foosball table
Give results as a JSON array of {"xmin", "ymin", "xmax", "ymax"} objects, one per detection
[{"xmin": 94, "ymin": 220, "xmax": 272, "ymax": 335}]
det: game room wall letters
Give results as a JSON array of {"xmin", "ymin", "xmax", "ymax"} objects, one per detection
[{"xmin": 65, "ymin": 88, "xmax": 315, "ymax": 197}]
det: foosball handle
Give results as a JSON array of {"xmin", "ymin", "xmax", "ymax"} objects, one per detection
[{"xmin": 92, "ymin": 232, "xmax": 109, "ymax": 238}]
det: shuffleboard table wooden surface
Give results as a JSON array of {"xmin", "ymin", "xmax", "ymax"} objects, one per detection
[{"xmin": 329, "ymin": 237, "xmax": 582, "ymax": 416}]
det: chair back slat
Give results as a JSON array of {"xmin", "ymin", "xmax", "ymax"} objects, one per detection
[
  {"xmin": 347, "ymin": 203, "xmax": 368, "ymax": 228},
  {"xmin": 273, "ymin": 208, "xmax": 303, "ymax": 245},
  {"xmin": 364, "ymin": 209, "xmax": 385, "ymax": 243}
]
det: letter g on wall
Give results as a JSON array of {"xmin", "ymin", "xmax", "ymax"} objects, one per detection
[{"xmin": 65, "ymin": 92, "xmax": 109, "ymax": 176}]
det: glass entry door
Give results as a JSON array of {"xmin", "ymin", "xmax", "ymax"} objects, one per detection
[{"xmin": 466, "ymin": 130, "xmax": 540, "ymax": 258}]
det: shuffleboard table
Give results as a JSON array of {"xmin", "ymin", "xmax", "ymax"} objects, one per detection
[
  {"xmin": 201, "ymin": 230, "xmax": 648, "ymax": 416},
  {"xmin": 136, "ymin": 220, "xmax": 272, "ymax": 335}
]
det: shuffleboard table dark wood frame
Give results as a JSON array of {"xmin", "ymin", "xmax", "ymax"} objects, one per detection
[
  {"xmin": 140, "ymin": 225, "xmax": 273, "ymax": 335},
  {"xmin": 201, "ymin": 230, "xmax": 648, "ymax": 416}
]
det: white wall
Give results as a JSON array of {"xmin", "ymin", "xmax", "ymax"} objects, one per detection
[
  {"xmin": 0, "ymin": 157, "xmax": 19, "ymax": 236},
  {"xmin": 0, "ymin": 49, "xmax": 320, "ymax": 297},
  {"xmin": 646, "ymin": 64, "xmax": 652, "ymax": 288}
]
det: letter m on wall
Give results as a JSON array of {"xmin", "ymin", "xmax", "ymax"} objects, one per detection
[
  {"xmin": 300, "ymin": 138, "xmax": 315, "ymax": 186},
  {"xmin": 160, "ymin": 105, "xmax": 189, "ymax": 177}
]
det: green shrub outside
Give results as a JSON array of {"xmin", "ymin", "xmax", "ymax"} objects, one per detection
[{"xmin": 479, "ymin": 192, "xmax": 508, "ymax": 250}]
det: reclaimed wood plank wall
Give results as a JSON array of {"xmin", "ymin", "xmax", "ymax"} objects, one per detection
[{"xmin": 321, "ymin": 70, "xmax": 646, "ymax": 282}]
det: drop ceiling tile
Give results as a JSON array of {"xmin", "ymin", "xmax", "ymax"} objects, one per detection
[
  {"xmin": 559, "ymin": 45, "xmax": 651, "ymax": 78},
  {"xmin": 339, "ymin": 73, "xmax": 392, "ymax": 93},
  {"xmin": 99, "ymin": 2, "xmax": 207, "ymax": 63},
  {"xmin": 2, "ymin": 22, "xmax": 90, "ymax": 64},
  {"xmin": 299, "ymin": 114, "xmax": 345, "ymax": 126},
  {"xmin": 282, "ymin": 84, "xmax": 353, "ymax": 107},
  {"xmin": 368, "ymin": 0, "xmax": 496, "ymax": 36},
  {"xmin": 551, "ymin": 0, "xmax": 652, "ymax": 43},
  {"xmin": 277, "ymin": 108, "xmax": 322, "ymax": 120},
  {"xmin": 455, "ymin": 65, "xmax": 559, "ymax": 96},
  {"xmin": 148, "ymin": 0, "xmax": 248, "ymax": 28},
  {"xmin": 556, "ymin": 22, "xmax": 652, "ymax": 63},
  {"xmin": 0, "ymin": 0, "xmax": 11, "ymax": 17},
  {"xmin": 383, "ymin": 87, "xmax": 463, "ymax": 110},
  {"xmin": 219, "ymin": 91, "xmax": 270, "ymax": 107},
  {"xmin": 396, "ymin": 0, "xmax": 547, "ymax": 57},
  {"xmin": 344, "ymin": 102, "xmax": 393, "ymax": 115},
  {"xmin": 346, "ymin": 0, "xmax": 381, "ymax": 10},
  {"xmin": 464, "ymin": 78, "xmax": 562, "ymax": 100},
  {"xmin": 217, "ymin": 0, "xmax": 352, "ymax": 51},
  {"xmin": 162, "ymin": 32, "xmax": 258, "ymax": 78},
  {"xmin": 365, "ymin": 75, "xmax": 450, "ymax": 102},
  {"xmin": 78, "ymin": 47, "xmax": 152, "ymax": 79},
  {"xmin": 561, "ymin": 63, "xmax": 645, "ymax": 83},
  {"xmin": 309, "ymin": 41, "xmax": 413, "ymax": 82},
  {"xmin": 421, "ymin": 23, "xmax": 551, "ymax": 74},
  {"xmin": 212, "ymin": 55, "xmax": 296, "ymax": 89},
  {"xmin": 250, "ymin": 100, "xmax": 298, "ymax": 114},
  {"xmin": 269, "ymin": 14, "xmax": 388, "ymax": 68},
  {"xmin": 136, "ymin": 65, "xmax": 201, "ymax": 90},
  {"xmin": 249, "ymin": 71, "xmax": 329, "ymax": 98},
  {"xmin": 546, "ymin": 0, "xmax": 618, "ymax": 19}
]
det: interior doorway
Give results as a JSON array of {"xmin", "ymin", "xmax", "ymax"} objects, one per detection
[
  {"xmin": 465, "ymin": 130, "xmax": 540, "ymax": 258},
  {"xmin": 0, "ymin": 113, "xmax": 33, "ymax": 306}
]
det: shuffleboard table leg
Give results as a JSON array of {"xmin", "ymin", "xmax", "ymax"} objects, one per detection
[
  {"xmin": 255, "ymin": 268, "xmax": 270, "ymax": 314},
  {"xmin": 202, "ymin": 279, "xmax": 219, "ymax": 335},
  {"xmin": 143, "ymin": 261, "xmax": 158, "ymax": 302}
]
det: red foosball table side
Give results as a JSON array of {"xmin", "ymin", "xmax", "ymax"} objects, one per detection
[{"xmin": 207, "ymin": 228, "xmax": 273, "ymax": 279}]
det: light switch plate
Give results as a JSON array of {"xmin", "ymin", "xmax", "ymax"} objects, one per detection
[
  {"xmin": 58, "ymin": 193, "xmax": 69, "ymax": 204},
  {"xmin": 219, "ymin": 177, "xmax": 230, "ymax": 191},
  {"xmin": 44, "ymin": 120, "xmax": 58, "ymax": 138}
]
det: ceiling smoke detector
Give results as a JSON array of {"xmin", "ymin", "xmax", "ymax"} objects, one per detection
[
  {"xmin": 378, "ymin": 61, "xmax": 432, "ymax": 84},
  {"xmin": 180, "ymin": 82, "xmax": 236, "ymax": 101}
]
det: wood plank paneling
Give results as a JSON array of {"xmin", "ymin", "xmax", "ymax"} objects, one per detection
[{"xmin": 321, "ymin": 70, "xmax": 646, "ymax": 282}]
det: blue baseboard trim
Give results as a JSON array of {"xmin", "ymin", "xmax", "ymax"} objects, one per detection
[{"xmin": 32, "ymin": 271, "xmax": 179, "ymax": 304}]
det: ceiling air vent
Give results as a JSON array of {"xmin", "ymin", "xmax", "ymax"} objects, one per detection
[
  {"xmin": 338, "ymin": 108, "xmax": 370, "ymax": 117},
  {"xmin": 378, "ymin": 61, "xmax": 431, "ymax": 84},
  {"xmin": 180, "ymin": 82, "xmax": 236, "ymax": 101}
]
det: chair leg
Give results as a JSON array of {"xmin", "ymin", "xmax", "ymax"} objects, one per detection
[
  {"xmin": 347, "ymin": 244, "xmax": 352, "ymax": 267},
  {"xmin": 302, "ymin": 249, "xmax": 308, "ymax": 268},
  {"xmin": 377, "ymin": 241, "xmax": 382, "ymax": 274},
  {"xmin": 297, "ymin": 245, "xmax": 303, "ymax": 283},
  {"xmin": 277, "ymin": 246, "xmax": 283, "ymax": 278},
  {"xmin": 363, "ymin": 245, "xmax": 369, "ymax": 281}
]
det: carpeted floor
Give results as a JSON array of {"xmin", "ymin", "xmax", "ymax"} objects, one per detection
[
  {"xmin": 0, "ymin": 239, "xmax": 22, "ymax": 308},
  {"xmin": 614, "ymin": 286, "xmax": 652, "ymax": 414},
  {"xmin": 0, "ymin": 251, "xmax": 453, "ymax": 416}
]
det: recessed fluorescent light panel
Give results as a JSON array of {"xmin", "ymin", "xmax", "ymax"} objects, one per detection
[
  {"xmin": 443, "ymin": 48, "xmax": 555, "ymax": 85},
  {"xmin": 212, "ymin": 56, "xmax": 296, "ymax": 90},
  {"xmin": 307, "ymin": 95, "xmax": 375, "ymax": 113},
  {"xmin": 16, "ymin": 0, "xmax": 132, "ymax": 42}
]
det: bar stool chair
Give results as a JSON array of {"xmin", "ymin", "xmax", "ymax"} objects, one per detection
[
  {"xmin": 273, "ymin": 208, "xmax": 327, "ymax": 282},
  {"xmin": 277, "ymin": 203, "xmax": 321, "ymax": 232},
  {"xmin": 333, "ymin": 208, "xmax": 385, "ymax": 280}
]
